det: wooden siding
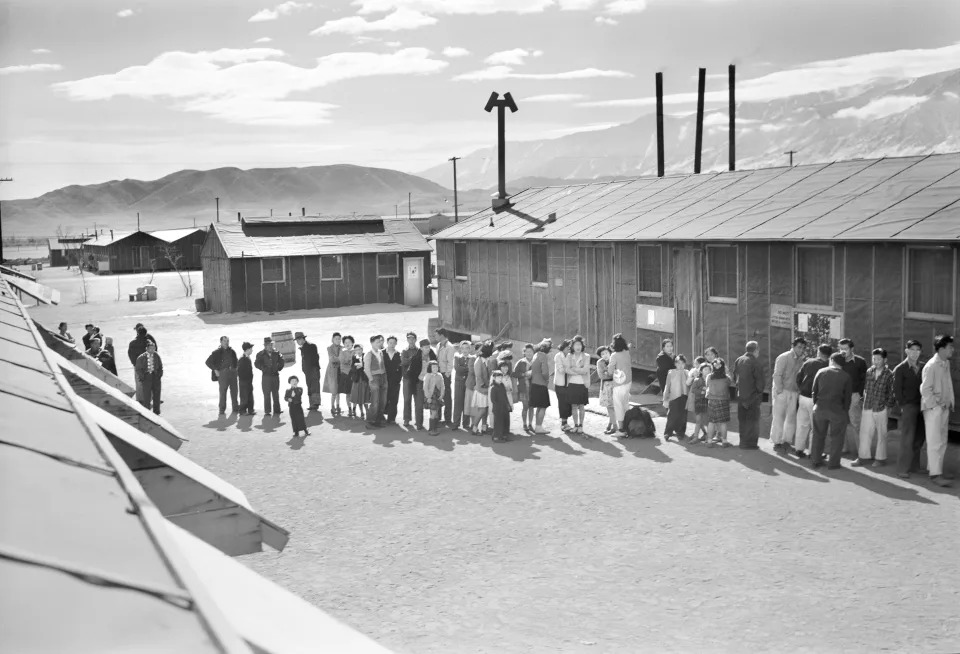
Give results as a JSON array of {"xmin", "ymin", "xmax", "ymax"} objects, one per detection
[{"xmin": 201, "ymin": 230, "xmax": 232, "ymax": 313}]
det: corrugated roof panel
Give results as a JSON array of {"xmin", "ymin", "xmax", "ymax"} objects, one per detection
[
  {"xmin": 557, "ymin": 176, "xmax": 685, "ymax": 241},
  {"xmin": 841, "ymin": 167, "xmax": 960, "ymax": 239},
  {"xmin": 629, "ymin": 172, "xmax": 748, "ymax": 240},
  {"xmin": 452, "ymin": 185, "xmax": 590, "ymax": 241},
  {"xmin": 598, "ymin": 174, "xmax": 722, "ymax": 240},
  {"xmin": 547, "ymin": 179, "xmax": 658, "ymax": 239},
  {"xmin": 83, "ymin": 231, "xmax": 137, "ymax": 247},
  {"xmin": 432, "ymin": 187, "xmax": 547, "ymax": 240},
  {"xmin": 894, "ymin": 200, "xmax": 960, "ymax": 239},
  {"xmin": 693, "ymin": 163, "xmax": 831, "ymax": 240},
  {"xmin": 527, "ymin": 181, "xmax": 633, "ymax": 240},
  {"xmin": 787, "ymin": 156, "xmax": 929, "ymax": 239}
]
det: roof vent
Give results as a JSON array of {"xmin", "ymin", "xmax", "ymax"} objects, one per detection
[{"xmin": 545, "ymin": 212, "xmax": 557, "ymax": 224}]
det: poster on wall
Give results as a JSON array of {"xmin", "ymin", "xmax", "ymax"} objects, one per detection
[
  {"xmin": 636, "ymin": 303, "xmax": 675, "ymax": 333},
  {"xmin": 793, "ymin": 311, "xmax": 843, "ymax": 358},
  {"xmin": 770, "ymin": 304, "xmax": 792, "ymax": 330}
]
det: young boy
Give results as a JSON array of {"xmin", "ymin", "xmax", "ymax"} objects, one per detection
[
  {"xmin": 688, "ymin": 362, "xmax": 712, "ymax": 442},
  {"xmin": 662, "ymin": 354, "xmax": 689, "ymax": 440},
  {"xmin": 490, "ymin": 369, "xmax": 512, "ymax": 442},
  {"xmin": 238, "ymin": 342, "xmax": 256, "ymax": 415},
  {"xmin": 284, "ymin": 375, "xmax": 310, "ymax": 437}
]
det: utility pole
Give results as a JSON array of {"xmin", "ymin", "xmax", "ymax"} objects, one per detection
[
  {"xmin": 784, "ymin": 150, "xmax": 798, "ymax": 167},
  {"xmin": 449, "ymin": 156, "xmax": 460, "ymax": 223},
  {"xmin": 0, "ymin": 178, "xmax": 12, "ymax": 263},
  {"xmin": 408, "ymin": 191, "xmax": 411, "ymax": 220},
  {"xmin": 136, "ymin": 212, "xmax": 140, "ymax": 231},
  {"xmin": 215, "ymin": 197, "xmax": 220, "ymax": 223}
]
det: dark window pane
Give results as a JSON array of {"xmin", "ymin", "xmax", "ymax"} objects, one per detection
[
  {"xmin": 637, "ymin": 245, "xmax": 661, "ymax": 293},
  {"xmin": 908, "ymin": 248, "xmax": 952, "ymax": 315},
  {"xmin": 262, "ymin": 258, "xmax": 284, "ymax": 283},
  {"xmin": 797, "ymin": 247, "xmax": 833, "ymax": 306},
  {"xmin": 454, "ymin": 242, "xmax": 467, "ymax": 277},
  {"xmin": 320, "ymin": 255, "xmax": 342, "ymax": 280},
  {"xmin": 377, "ymin": 253, "xmax": 398, "ymax": 277},
  {"xmin": 708, "ymin": 246, "xmax": 737, "ymax": 299},
  {"xmin": 532, "ymin": 243, "xmax": 548, "ymax": 284}
]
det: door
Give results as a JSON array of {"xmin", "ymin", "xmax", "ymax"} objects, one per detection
[
  {"xmin": 579, "ymin": 245, "xmax": 616, "ymax": 348},
  {"xmin": 672, "ymin": 247, "xmax": 702, "ymax": 358},
  {"xmin": 137, "ymin": 246, "xmax": 152, "ymax": 271},
  {"xmin": 403, "ymin": 257, "xmax": 424, "ymax": 306}
]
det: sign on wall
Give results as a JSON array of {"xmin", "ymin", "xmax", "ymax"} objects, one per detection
[
  {"xmin": 793, "ymin": 311, "xmax": 844, "ymax": 358},
  {"xmin": 636, "ymin": 303, "xmax": 675, "ymax": 333},
  {"xmin": 770, "ymin": 303, "xmax": 793, "ymax": 330}
]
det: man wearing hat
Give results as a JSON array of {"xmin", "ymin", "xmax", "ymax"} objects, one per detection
[
  {"xmin": 205, "ymin": 335, "xmax": 239, "ymax": 417},
  {"xmin": 238, "ymin": 341, "xmax": 256, "ymax": 415},
  {"xmin": 255, "ymin": 337, "xmax": 285, "ymax": 416},
  {"xmin": 364, "ymin": 334, "xmax": 387, "ymax": 428},
  {"xmin": 405, "ymin": 337, "xmax": 437, "ymax": 430},
  {"xmin": 295, "ymin": 331, "xmax": 322, "ymax": 413},
  {"xmin": 770, "ymin": 337, "xmax": 806, "ymax": 452}
]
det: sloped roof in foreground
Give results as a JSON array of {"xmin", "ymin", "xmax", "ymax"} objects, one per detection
[
  {"xmin": 212, "ymin": 216, "xmax": 430, "ymax": 258},
  {"xmin": 433, "ymin": 153, "xmax": 960, "ymax": 242}
]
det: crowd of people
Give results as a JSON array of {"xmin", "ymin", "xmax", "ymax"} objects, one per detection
[{"xmin": 55, "ymin": 315, "xmax": 956, "ymax": 486}]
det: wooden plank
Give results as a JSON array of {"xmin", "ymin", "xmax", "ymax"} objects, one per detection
[
  {"xmin": 166, "ymin": 507, "xmax": 262, "ymax": 557},
  {"xmin": 33, "ymin": 320, "xmax": 136, "ymax": 396},
  {"xmin": 361, "ymin": 253, "xmax": 378, "ymax": 304},
  {"xmin": 289, "ymin": 256, "xmax": 306, "ymax": 311},
  {"xmin": 245, "ymin": 258, "xmax": 262, "ymax": 311},
  {"xmin": 136, "ymin": 467, "xmax": 237, "ymax": 515}
]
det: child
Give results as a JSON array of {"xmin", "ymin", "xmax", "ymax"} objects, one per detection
[
  {"xmin": 422, "ymin": 360, "xmax": 445, "ymax": 435},
  {"xmin": 566, "ymin": 336, "xmax": 590, "ymax": 435},
  {"xmin": 338, "ymin": 335, "xmax": 355, "ymax": 416},
  {"xmin": 489, "ymin": 369, "xmax": 512, "ymax": 442},
  {"xmin": 498, "ymin": 357, "xmax": 514, "ymax": 405},
  {"xmin": 513, "ymin": 344, "xmax": 535, "ymax": 433},
  {"xmin": 349, "ymin": 343, "xmax": 369, "ymax": 421},
  {"xmin": 596, "ymin": 346, "xmax": 616, "ymax": 434},
  {"xmin": 238, "ymin": 341, "xmax": 256, "ymax": 415},
  {"xmin": 662, "ymin": 354, "xmax": 689, "ymax": 441},
  {"xmin": 688, "ymin": 362, "xmax": 712, "ymax": 442},
  {"xmin": 284, "ymin": 375, "xmax": 310, "ymax": 437},
  {"xmin": 705, "ymin": 358, "xmax": 734, "ymax": 447}
]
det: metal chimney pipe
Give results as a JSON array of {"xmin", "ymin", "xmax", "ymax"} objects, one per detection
[
  {"xmin": 729, "ymin": 64, "xmax": 736, "ymax": 171},
  {"xmin": 301, "ymin": 207, "xmax": 305, "ymax": 217},
  {"xmin": 694, "ymin": 68, "xmax": 706, "ymax": 174},
  {"xmin": 237, "ymin": 212, "xmax": 241, "ymax": 222},
  {"xmin": 656, "ymin": 72, "xmax": 665, "ymax": 177}
]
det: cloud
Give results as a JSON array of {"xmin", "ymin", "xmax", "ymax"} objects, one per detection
[
  {"xmin": 580, "ymin": 42, "xmax": 960, "ymax": 108},
  {"xmin": 0, "ymin": 63, "xmax": 63, "ymax": 75},
  {"xmin": 249, "ymin": 1, "xmax": 312, "ymax": 22},
  {"xmin": 595, "ymin": 16, "xmax": 618, "ymax": 25},
  {"xmin": 558, "ymin": 0, "xmax": 600, "ymax": 8},
  {"xmin": 385, "ymin": 40, "xmax": 403, "ymax": 47},
  {"xmin": 442, "ymin": 46, "xmax": 470, "ymax": 57},
  {"xmin": 604, "ymin": 0, "xmax": 646, "ymax": 14},
  {"xmin": 455, "ymin": 65, "xmax": 630, "ymax": 81},
  {"xmin": 352, "ymin": 0, "xmax": 555, "ymax": 15},
  {"xmin": 311, "ymin": 8, "xmax": 436, "ymax": 34},
  {"xmin": 31, "ymin": 48, "xmax": 52, "ymax": 54},
  {"xmin": 484, "ymin": 48, "xmax": 542, "ymax": 66},
  {"xmin": 117, "ymin": 8, "xmax": 135, "ymax": 17},
  {"xmin": 255, "ymin": 37, "xmax": 273, "ymax": 43},
  {"xmin": 53, "ymin": 47, "xmax": 448, "ymax": 126},
  {"xmin": 833, "ymin": 95, "xmax": 928, "ymax": 120},
  {"xmin": 525, "ymin": 93, "xmax": 587, "ymax": 102}
]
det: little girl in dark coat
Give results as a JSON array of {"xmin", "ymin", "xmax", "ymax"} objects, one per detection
[
  {"xmin": 489, "ymin": 370, "xmax": 512, "ymax": 442},
  {"xmin": 285, "ymin": 375, "xmax": 310, "ymax": 437}
]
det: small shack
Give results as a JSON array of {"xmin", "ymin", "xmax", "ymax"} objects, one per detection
[
  {"xmin": 82, "ymin": 227, "xmax": 206, "ymax": 274},
  {"xmin": 431, "ymin": 153, "xmax": 960, "ymax": 426},
  {"xmin": 47, "ymin": 236, "xmax": 90, "ymax": 267},
  {"xmin": 201, "ymin": 215, "xmax": 433, "ymax": 313},
  {"xmin": 390, "ymin": 212, "xmax": 457, "ymax": 235}
]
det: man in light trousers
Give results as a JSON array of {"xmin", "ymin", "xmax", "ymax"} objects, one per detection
[
  {"xmin": 853, "ymin": 348, "xmax": 896, "ymax": 467},
  {"xmin": 771, "ymin": 337, "xmax": 806, "ymax": 452},
  {"xmin": 794, "ymin": 344, "xmax": 831, "ymax": 457},
  {"xmin": 921, "ymin": 334, "xmax": 955, "ymax": 488},
  {"xmin": 364, "ymin": 335, "xmax": 387, "ymax": 428}
]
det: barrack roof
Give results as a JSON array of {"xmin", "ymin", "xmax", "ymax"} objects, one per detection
[{"xmin": 432, "ymin": 153, "xmax": 960, "ymax": 242}]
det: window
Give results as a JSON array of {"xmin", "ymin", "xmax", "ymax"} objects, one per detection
[
  {"xmin": 261, "ymin": 257, "xmax": 285, "ymax": 283},
  {"xmin": 377, "ymin": 253, "xmax": 399, "ymax": 278},
  {"xmin": 531, "ymin": 243, "xmax": 549, "ymax": 285},
  {"xmin": 907, "ymin": 247, "xmax": 954, "ymax": 318},
  {"xmin": 637, "ymin": 245, "xmax": 662, "ymax": 296},
  {"xmin": 707, "ymin": 245, "xmax": 738, "ymax": 301},
  {"xmin": 796, "ymin": 246, "xmax": 833, "ymax": 307},
  {"xmin": 454, "ymin": 241, "xmax": 468, "ymax": 278},
  {"xmin": 320, "ymin": 255, "xmax": 343, "ymax": 281}
]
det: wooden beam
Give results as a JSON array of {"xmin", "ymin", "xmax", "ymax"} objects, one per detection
[{"xmin": 168, "ymin": 507, "xmax": 263, "ymax": 557}]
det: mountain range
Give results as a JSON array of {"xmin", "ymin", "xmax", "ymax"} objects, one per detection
[{"xmin": 3, "ymin": 68, "xmax": 956, "ymax": 237}]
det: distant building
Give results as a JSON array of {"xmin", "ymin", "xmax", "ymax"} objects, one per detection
[
  {"xmin": 201, "ymin": 215, "xmax": 432, "ymax": 313},
  {"xmin": 386, "ymin": 212, "xmax": 457, "ymax": 235},
  {"xmin": 47, "ymin": 235, "xmax": 90, "ymax": 267},
  {"xmin": 81, "ymin": 227, "xmax": 206, "ymax": 274}
]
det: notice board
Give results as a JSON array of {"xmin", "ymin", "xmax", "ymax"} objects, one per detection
[{"xmin": 793, "ymin": 311, "xmax": 843, "ymax": 358}]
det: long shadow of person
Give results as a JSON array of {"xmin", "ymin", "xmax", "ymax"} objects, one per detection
[
  {"xmin": 529, "ymin": 432, "xmax": 586, "ymax": 458},
  {"xmin": 618, "ymin": 435, "xmax": 673, "ymax": 463},
  {"xmin": 568, "ymin": 431, "xmax": 625, "ymax": 458},
  {"xmin": 469, "ymin": 431, "xmax": 542, "ymax": 462},
  {"xmin": 201, "ymin": 412, "xmax": 239, "ymax": 433},
  {"xmin": 305, "ymin": 411, "xmax": 325, "ymax": 428},
  {"xmin": 236, "ymin": 414, "xmax": 254, "ymax": 433},
  {"xmin": 286, "ymin": 434, "xmax": 306, "ymax": 450},
  {"xmin": 816, "ymin": 465, "xmax": 940, "ymax": 504},
  {"xmin": 866, "ymin": 465, "xmax": 959, "ymax": 501},
  {"xmin": 684, "ymin": 444, "xmax": 827, "ymax": 483},
  {"xmin": 371, "ymin": 425, "xmax": 415, "ymax": 448},
  {"xmin": 255, "ymin": 414, "xmax": 283, "ymax": 434}
]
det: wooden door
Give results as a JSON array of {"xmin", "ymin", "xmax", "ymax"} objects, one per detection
[
  {"xmin": 672, "ymin": 247, "xmax": 703, "ymax": 358},
  {"xmin": 403, "ymin": 257, "xmax": 424, "ymax": 306},
  {"xmin": 579, "ymin": 245, "xmax": 616, "ymax": 347}
]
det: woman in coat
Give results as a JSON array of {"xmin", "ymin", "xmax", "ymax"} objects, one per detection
[
  {"xmin": 608, "ymin": 333, "xmax": 633, "ymax": 434},
  {"xmin": 338, "ymin": 335, "xmax": 355, "ymax": 416},
  {"xmin": 322, "ymin": 332, "xmax": 342, "ymax": 415},
  {"xmin": 554, "ymin": 339, "xmax": 572, "ymax": 431},
  {"xmin": 530, "ymin": 339, "xmax": 552, "ymax": 434},
  {"xmin": 471, "ymin": 340, "xmax": 494, "ymax": 434},
  {"xmin": 565, "ymin": 336, "xmax": 590, "ymax": 434}
]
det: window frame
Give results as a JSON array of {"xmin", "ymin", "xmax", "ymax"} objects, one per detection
[
  {"xmin": 904, "ymin": 246, "xmax": 956, "ymax": 321},
  {"xmin": 454, "ymin": 241, "xmax": 468, "ymax": 280},
  {"xmin": 531, "ymin": 242, "xmax": 549, "ymax": 287},
  {"xmin": 706, "ymin": 244, "xmax": 738, "ymax": 304},
  {"xmin": 636, "ymin": 244, "xmax": 663, "ymax": 297},
  {"xmin": 260, "ymin": 257, "xmax": 286, "ymax": 284},
  {"xmin": 320, "ymin": 254, "xmax": 343, "ymax": 281},
  {"xmin": 795, "ymin": 244, "xmax": 835, "ymax": 310},
  {"xmin": 376, "ymin": 252, "xmax": 399, "ymax": 279}
]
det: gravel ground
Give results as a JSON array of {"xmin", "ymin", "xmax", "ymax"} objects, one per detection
[{"xmin": 31, "ymin": 270, "xmax": 960, "ymax": 654}]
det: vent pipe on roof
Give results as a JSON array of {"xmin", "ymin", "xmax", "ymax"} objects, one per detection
[
  {"xmin": 110, "ymin": 230, "xmax": 113, "ymax": 240},
  {"xmin": 302, "ymin": 207, "xmax": 305, "ymax": 217},
  {"xmin": 729, "ymin": 64, "xmax": 736, "ymax": 171},
  {"xmin": 655, "ymin": 72, "xmax": 665, "ymax": 178},
  {"xmin": 237, "ymin": 212, "xmax": 240, "ymax": 222},
  {"xmin": 484, "ymin": 91, "xmax": 518, "ymax": 210},
  {"xmin": 694, "ymin": 67, "xmax": 706, "ymax": 174}
]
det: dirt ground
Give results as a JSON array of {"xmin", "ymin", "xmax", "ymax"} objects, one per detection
[{"xmin": 30, "ymin": 267, "xmax": 960, "ymax": 654}]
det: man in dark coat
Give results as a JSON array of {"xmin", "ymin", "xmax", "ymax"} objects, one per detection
[
  {"xmin": 811, "ymin": 352, "xmax": 852, "ymax": 469},
  {"xmin": 135, "ymin": 341, "xmax": 163, "ymax": 415},
  {"xmin": 383, "ymin": 335, "xmax": 403, "ymax": 423},
  {"xmin": 406, "ymin": 338, "xmax": 437, "ymax": 430},
  {"xmin": 255, "ymin": 336, "xmax": 285, "ymax": 416},
  {"xmin": 238, "ymin": 342, "xmax": 256, "ymax": 416},
  {"xmin": 206, "ymin": 335, "xmax": 239, "ymax": 416},
  {"xmin": 400, "ymin": 332, "xmax": 419, "ymax": 427},
  {"xmin": 87, "ymin": 336, "xmax": 118, "ymax": 375},
  {"xmin": 655, "ymin": 338, "xmax": 675, "ymax": 395},
  {"xmin": 734, "ymin": 340, "xmax": 766, "ymax": 449},
  {"xmin": 82, "ymin": 324, "xmax": 96, "ymax": 351},
  {"xmin": 295, "ymin": 331, "xmax": 322, "ymax": 412},
  {"xmin": 128, "ymin": 323, "xmax": 158, "ymax": 365}
]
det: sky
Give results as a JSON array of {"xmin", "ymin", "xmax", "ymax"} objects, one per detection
[{"xmin": 1, "ymin": 0, "xmax": 958, "ymax": 199}]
